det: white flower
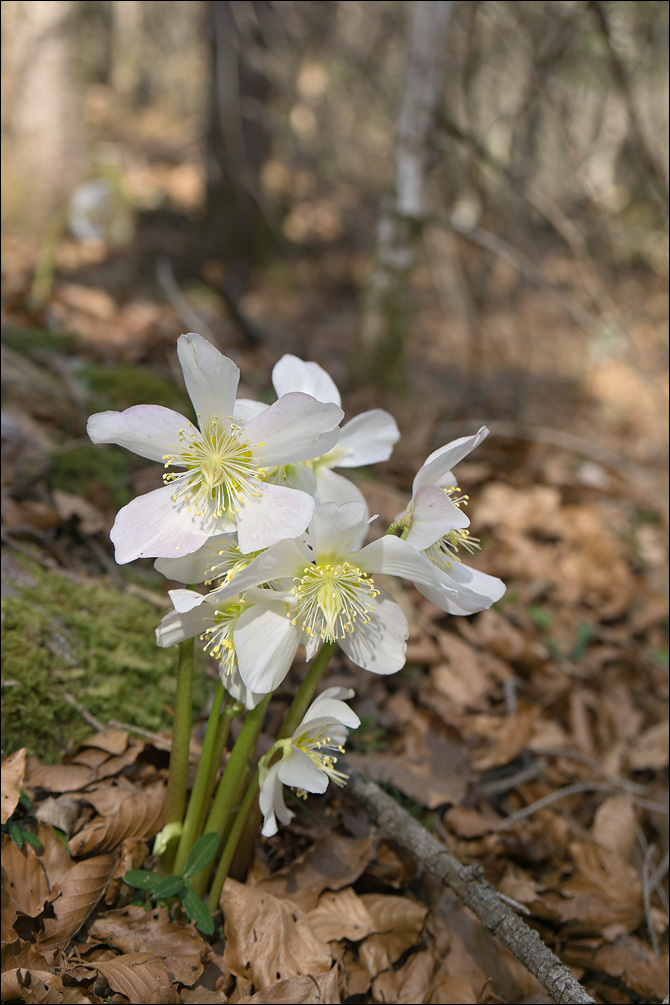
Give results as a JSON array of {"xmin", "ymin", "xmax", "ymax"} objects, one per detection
[
  {"xmin": 182, "ymin": 500, "xmax": 453, "ymax": 693},
  {"xmin": 87, "ymin": 333, "xmax": 343, "ymax": 562},
  {"xmin": 396, "ymin": 427, "xmax": 506, "ymax": 614},
  {"xmin": 258, "ymin": 686, "xmax": 360, "ymax": 837},
  {"xmin": 237, "ymin": 354, "xmax": 400, "ymax": 506},
  {"xmin": 154, "ymin": 533, "xmax": 262, "ymax": 586}
]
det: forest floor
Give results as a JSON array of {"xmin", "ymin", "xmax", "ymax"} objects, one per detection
[{"xmin": 1, "ymin": 206, "xmax": 668, "ymax": 1004}]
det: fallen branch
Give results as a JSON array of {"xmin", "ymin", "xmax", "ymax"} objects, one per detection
[{"xmin": 343, "ymin": 764, "xmax": 596, "ymax": 1005}]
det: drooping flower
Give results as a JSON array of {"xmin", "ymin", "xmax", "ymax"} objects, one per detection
[
  {"xmin": 394, "ymin": 427, "xmax": 505, "ymax": 614},
  {"xmin": 236, "ymin": 354, "xmax": 400, "ymax": 505},
  {"xmin": 175, "ymin": 500, "xmax": 454, "ymax": 694},
  {"xmin": 87, "ymin": 333, "xmax": 344, "ymax": 562},
  {"xmin": 258, "ymin": 687, "xmax": 360, "ymax": 837}
]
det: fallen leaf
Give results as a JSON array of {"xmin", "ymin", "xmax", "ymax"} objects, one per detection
[
  {"xmin": 1, "ymin": 748, "xmax": 26, "ymax": 824},
  {"xmin": 237, "ymin": 967, "xmax": 340, "ymax": 1004},
  {"xmin": 372, "ymin": 948, "xmax": 436, "ymax": 1004},
  {"xmin": 627, "ymin": 720, "xmax": 669, "ymax": 771},
  {"xmin": 83, "ymin": 952, "xmax": 177, "ymax": 1004},
  {"xmin": 357, "ymin": 894, "xmax": 427, "ymax": 975},
  {"xmin": 68, "ymin": 782, "xmax": 164, "ymax": 856},
  {"xmin": 591, "ymin": 795, "xmax": 636, "ymax": 860},
  {"xmin": 38, "ymin": 854, "xmax": 117, "ymax": 948},
  {"xmin": 306, "ymin": 888, "xmax": 376, "ymax": 943}
]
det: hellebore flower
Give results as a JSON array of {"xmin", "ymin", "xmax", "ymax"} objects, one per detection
[
  {"xmin": 87, "ymin": 332, "xmax": 343, "ymax": 562},
  {"xmin": 237, "ymin": 354, "xmax": 400, "ymax": 505},
  {"xmin": 258, "ymin": 687, "xmax": 360, "ymax": 836},
  {"xmin": 396, "ymin": 426, "xmax": 506, "ymax": 614}
]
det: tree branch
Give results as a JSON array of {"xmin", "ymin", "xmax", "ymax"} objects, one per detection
[{"xmin": 343, "ymin": 764, "xmax": 596, "ymax": 1005}]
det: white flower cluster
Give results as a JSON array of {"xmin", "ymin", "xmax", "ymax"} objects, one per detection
[{"xmin": 88, "ymin": 332, "xmax": 504, "ymax": 833}]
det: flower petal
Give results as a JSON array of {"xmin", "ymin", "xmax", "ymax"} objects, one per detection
[
  {"xmin": 309, "ymin": 501, "xmax": 370, "ymax": 560},
  {"xmin": 272, "ymin": 354, "xmax": 341, "ymax": 406},
  {"xmin": 154, "ymin": 533, "xmax": 236, "ymax": 584},
  {"xmin": 260, "ymin": 762, "xmax": 293, "ymax": 837},
  {"xmin": 244, "ymin": 392, "xmax": 343, "ymax": 465},
  {"xmin": 337, "ymin": 410, "xmax": 400, "ymax": 466},
  {"xmin": 413, "ymin": 426, "xmax": 489, "ymax": 494},
  {"xmin": 110, "ymin": 484, "xmax": 218, "ymax": 564},
  {"xmin": 155, "ymin": 605, "xmax": 210, "ymax": 647},
  {"xmin": 234, "ymin": 398, "xmax": 269, "ymax": 423},
  {"xmin": 177, "ymin": 332, "xmax": 239, "ymax": 427},
  {"xmin": 236, "ymin": 482, "xmax": 315, "ymax": 554},
  {"xmin": 416, "ymin": 561, "xmax": 506, "ymax": 615},
  {"xmin": 211, "ymin": 538, "xmax": 308, "ymax": 604},
  {"xmin": 87, "ymin": 405, "xmax": 190, "ymax": 463},
  {"xmin": 339, "ymin": 589, "xmax": 408, "ymax": 674},
  {"xmin": 300, "ymin": 698, "xmax": 360, "ymax": 731},
  {"xmin": 404, "ymin": 485, "xmax": 470, "ymax": 551},
  {"xmin": 168, "ymin": 588, "xmax": 211, "ymax": 614},
  {"xmin": 219, "ymin": 663, "xmax": 269, "ymax": 709},
  {"xmin": 314, "ymin": 468, "xmax": 367, "ymax": 507},
  {"xmin": 278, "ymin": 749, "xmax": 329, "ymax": 793},
  {"xmin": 353, "ymin": 535, "xmax": 452, "ymax": 591},
  {"xmin": 234, "ymin": 602, "xmax": 301, "ymax": 693}
]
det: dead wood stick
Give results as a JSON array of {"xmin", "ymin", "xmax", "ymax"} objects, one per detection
[{"xmin": 343, "ymin": 764, "xmax": 596, "ymax": 1005}]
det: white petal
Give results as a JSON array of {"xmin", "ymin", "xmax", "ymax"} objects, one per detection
[
  {"xmin": 337, "ymin": 410, "xmax": 400, "ymax": 467},
  {"xmin": 278, "ymin": 749, "xmax": 329, "ymax": 793},
  {"xmin": 244, "ymin": 392, "xmax": 343, "ymax": 465},
  {"xmin": 155, "ymin": 606, "xmax": 210, "ymax": 647},
  {"xmin": 413, "ymin": 426, "xmax": 488, "ymax": 494},
  {"xmin": 154, "ymin": 533, "xmax": 236, "ymax": 584},
  {"xmin": 300, "ymin": 698, "xmax": 360, "ymax": 731},
  {"xmin": 353, "ymin": 535, "xmax": 452, "ymax": 591},
  {"xmin": 314, "ymin": 468, "xmax": 367, "ymax": 507},
  {"xmin": 236, "ymin": 482, "xmax": 315, "ymax": 554},
  {"xmin": 339, "ymin": 589, "xmax": 408, "ymax": 674},
  {"xmin": 309, "ymin": 501, "xmax": 370, "ymax": 561},
  {"xmin": 404, "ymin": 486, "xmax": 469, "ymax": 551},
  {"xmin": 177, "ymin": 332, "xmax": 239, "ymax": 428},
  {"xmin": 417, "ymin": 562, "xmax": 505, "ymax": 615},
  {"xmin": 110, "ymin": 484, "xmax": 218, "ymax": 564},
  {"xmin": 168, "ymin": 588, "xmax": 210, "ymax": 614},
  {"xmin": 234, "ymin": 602, "xmax": 301, "ymax": 693},
  {"xmin": 234, "ymin": 398, "xmax": 269, "ymax": 423},
  {"xmin": 219, "ymin": 663, "xmax": 269, "ymax": 709},
  {"xmin": 272, "ymin": 355, "xmax": 341, "ymax": 406},
  {"xmin": 211, "ymin": 538, "xmax": 308, "ymax": 604},
  {"xmin": 260, "ymin": 762, "xmax": 293, "ymax": 836},
  {"xmin": 87, "ymin": 405, "xmax": 190, "ymax": 463}
]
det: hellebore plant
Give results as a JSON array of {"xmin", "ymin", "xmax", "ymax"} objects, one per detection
[{"xmin": 88, "ymin": 332, "xmax": 504, "ymax": 913}]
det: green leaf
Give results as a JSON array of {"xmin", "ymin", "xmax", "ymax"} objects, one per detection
[
  {"xmin": 18, "ymin": 790, "xmax": 32, "ymax": 811},
  {"xmin": 181, "ymin": 885, "xmax": 215, "ymax": 935},
  {"xmin": 182, "ymin": 832, "xmax": 219, "ymax": 879},
  {"xmin": 8, "ymin": 820, "xmax": 24, "ymax": 849},
  {"xmin": 21, "ymin": 828, "xmax": 42, "ymax": 850},
  {"xmin": 152, "ymin": 875, "xmax": 187, "ymax": 900},
  {"xmin": 124, "ymin": 870, "xmax": 163, "ymax": 891}
]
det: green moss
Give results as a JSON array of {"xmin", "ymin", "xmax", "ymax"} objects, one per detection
[
  {"xmin": 44, "ymin": 442, "xmax": 137, "ymax": 510},
  {"xmin": 1, "ymin": 556, "xmax": 209, "ymax": 763},
  {"xmin": 78, "ymin": 362, "xmax": 191, "ymax": 414},
  {"xmin": 1, "ymin": 325, "xmax": 75, "ymax": 358}
]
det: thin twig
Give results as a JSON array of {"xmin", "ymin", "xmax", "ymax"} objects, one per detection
[
  {"xmin": 62, "ymin": 691, "xmax": 105, "ymax": 732},
  {"xmin": 106, "ymin": 720, "xmax": 172, "ymax": 751},
  {"xmin": 343, "ymin": 763, "xmax": 596, "ymax": 1005},
  {"xmin": 642, "ymin": 844, "xmax": 661, "ymax": 958},
  {"xmin": 533, "ymin": 746, "xmax": 652, "ymax": 797},
  {"xmin": 499, "ymin": 781, "xmax": 669, "ymax": 828}
]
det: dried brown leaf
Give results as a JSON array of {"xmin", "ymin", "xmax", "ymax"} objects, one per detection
[
  {"xmin": 88, "ymin": 904, "xmax": 206, "ymax": 986},
  {"xmin": 76, "ymin": 733, "xmax": 132, "ymax": 757},
  {"xmin": 33, "ymin": 795, "xmax": 83, "ymax": 837},
  {"xmin": 428, "ymin": 975, "xmax": 478, "ymax": 1005},
  {"xmin": 1, "ymin": 748, "xmax": 26, "ymax": 825},
  {"xmin": 68, "ymin": 782, "xmax": 164, "ymax": 856},
  {"xmin": 371, "ymin": 948, "xmax": 436, "ymax": 1004},
  {"xmin": 627, "ymin": 719, "xmax": 669, "ymax": 771},
  {"xmin": 38, "ymin": 854, "xmax": 117, "ymax": 948},
  {"xmin": 1, "ymin": 968, "xmax": 73, "ymax": 1004},
  {"xmin": 591, "ymin": 795, "xmax": 636, "ymax": 860},
  {"xmin": 237, "ymin": 967, "xmax": 340, "ymax": 1004},
  {"xmin": 357, "ymin": 894, "xmax": 427, "ymax": 976},
  {"xmin": 593, "ymin": 938, "xmax": 669, "ymax": 999},
  {"xmin": 84, "ymin": 952, "xmax": 177, "ymax": 1004},
  {"xmin": 306, "ymin": 888, "xmax": 376, "ymax": 943},
  {"xmin": 221, "ymin": 878, "xmax": 332, "ymax": 989},
  {"xmin": 25, "ymin": 761, "xmax": 96, "ymax": 795},
  {"xmin": 346, "ymin": 748, "xmax": 468, "ymax": 809},
  {"xmin": 471, "ymin": 707, "xmax": 536, "ymax": 771}
]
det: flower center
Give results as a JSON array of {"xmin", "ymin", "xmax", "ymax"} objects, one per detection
[
  {"xmin": 204, "ymin": 541, "xmax": 261, "ymax": 586},
  {"xmin": 423, "ymin": 485, "xmax": 480, "ymax": 570},
  {"xmin": 294, "ymin": 726, "xmax": 348, "ymax": 786},
  {"xmin": 290, "ymin": 561, "xmax": 380, "ymax": 642},
  {"xmin": 200, "ymin": 599, "xmax": 246, "ymax": 676},
  {"xmin": 162, "ymin": 417, "xmax": 262, "ymax": 519}
]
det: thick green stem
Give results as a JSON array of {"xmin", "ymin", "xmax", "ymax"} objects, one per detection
[
  {"xmin": 207, "ymin": 771, "xmax": 259, "ymax": 912},
  {"xmin": 277, "ymin": 642, "xmax": 337, "ymax": 740},
  {"xmin": 190, "ymin": 693, "xmax": 271, "ymax": 897},
  {"xmin": 172, "ymin": 682, "xmax": 227, "ymax": 876},
  {"xmin": 198, "ymin": 695, "xmax": 242, "ymax": 835},
  {"xmin": 160, "ymin": 638, "xmax": 194, "ymax": 872}
]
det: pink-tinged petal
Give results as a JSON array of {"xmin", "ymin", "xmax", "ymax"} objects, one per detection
[
  {"xmin": 244, "ymin": 392, "xmax": 343, "ymax": 465},
  {"xmin": 339, "ymin": 589, "xmax": 408, "ymax": 674},
  {"xmin": 314, "ymin": 468, "xmax": 366, "ymax": 507},
  {"xmin": 211, "ymin": 538, "xmax": 308, "ymax": 605},
  {"xmin": 272, "ymin": 354, "xmax": 341, "ymax": 406},
  {"xmin": 177, "ymin": 332, "xmax": 239, "ymax": 427},
  {"xmin": 416, "ymin": 562, "xmax": 505, "ymax": 615},
  {"xmin": 234, "ymin": 603, "xmax": 301, "ymax": 693},
  {"xmin": 404, "ymin": 485, "xmax": 469, "ymax": 551},
  {"xmin": 413, "ymin": 426, "xmax": 489, "ymax": 494},
  {"xmin": 236, "ymin": 482, "xmax": 315, "ymax": 554},
  {"xmin": 110, "ymin": 484, "xmax": 218, "ymax": 564},
  {"xmin": 155, "ymin": 533, "xmax": 236, "ymax": 584},
  {"xmin": 234, "ymin": 398, "xmax": 269, "ymax": 423},
  {"xmin": 87, "ymin": 405, "xmax": 190, "ymax": 463},
  {"xmin": 337, "ymin": 410, "xmax": 400, "ymax": 467},
  {"xmin": 278, "ymin": 749, "xmax": 329, "ymax": 793},
  {"xmin": 155, "ymin": 606, "xmax": 210, "ymax": 647},
  {"xmin": 309, "ymin": 500, "xmax": 370, "ymax": 561},
  {"xmin": 353, "ymin": 535, "xmax": 454, "ymax": 591}
]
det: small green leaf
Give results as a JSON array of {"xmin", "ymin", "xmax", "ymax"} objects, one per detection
[
  {"xmin": 8, "ymin": 821, "xmax": 24, "ymax": 849},
  {"xmin": 183, "ymin": 832, "xmax": 219, "ymax": 879},
  {"xmin": 18, "ymin": 790, "xmax": 32, "ymax": 811},
  {"xmin": 21, "ymin": 828, "xmax": 42, "ymax": 850},
  {"xmin": 124, "ymin": 870, "xmax": 162, "ymax": 891},
  {"xmin": 152, "ymin": 875, "xmax": 187, "ymax": 900},
  {"xmin": 181, "ymin": 885, "xmax": 215, "ymax": 935}
]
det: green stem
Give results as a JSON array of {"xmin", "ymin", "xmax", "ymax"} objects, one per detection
[
  {"xmin": 172, "ymin": 682, "xmax": 227, "ymax": 876},
  {"xmin": 277, "ymin": 642, "xmax": 337, "ymax": 740},
  {"xmin": 207, "ymin": 771, "xmax": 259, "ymax": 913},
  {"xmin": 198, "ymin": 695, "xmax": 242, "ymax": 835},
  {"xmin": 160, "ymin": 638, "xmax": 195, "ymax": 872},
  {"xmin": 190, "ymin": 693, "xmax": 271, "ymax": 897}
]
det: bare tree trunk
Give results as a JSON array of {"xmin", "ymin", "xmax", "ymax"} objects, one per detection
[
  {"xmin": 356, "ymin": 0, "xmax": 455, "ymax": 388},
  {"xmin": 1, "ymin": 0, "xmax": 84, "ymax": 232},
  {"xmin": 110, "ymin": 0, "xmax": 144, "ymax": 106}
]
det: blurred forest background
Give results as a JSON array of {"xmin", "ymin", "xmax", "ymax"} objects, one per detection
[{"xmin": 1, "ymin": 3, "xmax": 669, "ymax": 1003}]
